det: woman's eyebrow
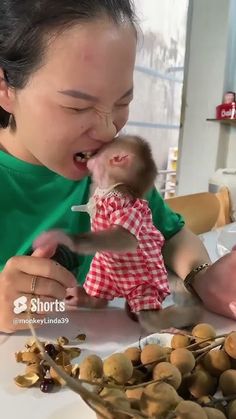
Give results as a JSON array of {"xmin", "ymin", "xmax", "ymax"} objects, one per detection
[{"xmin": 58, "ymin": 87, "xmax": 133, "ymax": 101}]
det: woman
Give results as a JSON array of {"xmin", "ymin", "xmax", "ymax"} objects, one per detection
[{"xmin": 0, "ymin": 0, "xmax": 235, "ymax": 333}]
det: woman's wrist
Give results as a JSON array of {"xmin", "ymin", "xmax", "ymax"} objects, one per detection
[{"xmin": 184, "ymin": 263, "xmax": 211, "ymax": 299}]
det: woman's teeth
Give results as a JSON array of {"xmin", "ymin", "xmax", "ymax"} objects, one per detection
[{"xmin": 75, "ymin": 151, "xmax": 94, "ymax": 163}]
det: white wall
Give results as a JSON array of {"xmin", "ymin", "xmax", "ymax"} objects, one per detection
[
  {"xmin": 225, "ymin": 0, "xmax": 236, "ymax": 168},
  {"xmin": 177, "ymin": 0, "xmax": 234, "ymax": 195}
]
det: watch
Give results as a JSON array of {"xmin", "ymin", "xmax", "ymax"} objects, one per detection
[{"xmin": 184, "ymin": 263, "xmax": 210, "ymax": 298}]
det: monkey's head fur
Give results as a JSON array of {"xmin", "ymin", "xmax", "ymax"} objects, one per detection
[{"xmin": 87, "ymin": 134, "xmax": 158, "ymax": 198}]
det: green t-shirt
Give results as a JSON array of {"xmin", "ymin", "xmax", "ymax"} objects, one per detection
[{"xmin": 0, "ymin": 150, "xmax": 184, "ymax": 284}]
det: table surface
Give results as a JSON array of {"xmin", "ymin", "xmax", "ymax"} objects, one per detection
[{"xmin": 1, "ymin": 223, "xmax": 236, "ymax": 419}]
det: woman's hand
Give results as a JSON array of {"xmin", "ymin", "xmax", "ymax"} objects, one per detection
[
  {"xmin": 193, "ymin": 251, "xmax": 236, "ymax": 319},
  {"xmin": 34, "ymin": 232, "xmax": 108, "ymax": 309},
  {"xmin": 0, "ymin": 247, "xmax": 77, "ymax": 333}
]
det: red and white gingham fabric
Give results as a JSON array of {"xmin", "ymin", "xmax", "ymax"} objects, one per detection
[{"xmin": 83, "ymin": 192, "xmax": 170, "ymax": 312}]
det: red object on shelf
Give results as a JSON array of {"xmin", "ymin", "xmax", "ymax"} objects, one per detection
[
  {"xmin": 223, "ymin": 91, "xmax": 235, "ymax": 103},
  {"xmin": 216, "ymin": 102, "xmax": 236, "ymax": 119}
]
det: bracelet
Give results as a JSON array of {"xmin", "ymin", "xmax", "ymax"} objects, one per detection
[{"xmin": 184, "ymin": 263, "xmax": 211, "ymax": 298}]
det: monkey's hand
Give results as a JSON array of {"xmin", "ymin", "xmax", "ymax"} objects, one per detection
[
  {"xmin": 73, "ymin": 226, "xmax": 138, "ymax": 255},
  {"xmin": 33, "ymin": 230, "xmax": 76, "ymax": 253}
]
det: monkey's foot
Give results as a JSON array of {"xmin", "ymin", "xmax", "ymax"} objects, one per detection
[{"xmin": 125, "ymin": 301, "xmax": 138, "ymax": 322}]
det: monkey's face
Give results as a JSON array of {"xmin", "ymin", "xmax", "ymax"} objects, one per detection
[
  {"xmin": 87, "ymin": 147, "xmax": 111, "ymax": 187},
  {"xmin": 87, "ymin": 140, "xmax": 134, "ymax": 188}
]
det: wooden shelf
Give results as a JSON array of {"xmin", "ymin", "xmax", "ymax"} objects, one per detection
[{"xmin": 207, "ymin": 118, "xmax": 236, "ymax": 125}]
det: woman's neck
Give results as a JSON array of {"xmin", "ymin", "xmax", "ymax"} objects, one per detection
[
  {"xmin": 0, "ymin": 129, "xmax": 40, "ymax": 164},
  {"xmin": 0, "ymin": 129, "xmax": 11, "ymax": 152}
]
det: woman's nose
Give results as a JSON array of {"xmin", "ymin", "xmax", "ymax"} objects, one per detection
[{"xmin": 89, "ymin": 112, "xmax": 117, "ymax": 142}]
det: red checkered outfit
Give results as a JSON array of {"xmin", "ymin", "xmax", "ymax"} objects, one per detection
[{"xmin": 74, "ymin": 185, "xmax": 170, "ymax": 313}]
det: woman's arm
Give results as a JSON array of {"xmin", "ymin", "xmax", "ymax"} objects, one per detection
[
  {"xmin": 163, "ymin": 225, "xmax": 236, "ymax": 320},
  {"xmin": 162, "ymin": 226, "xmax": 211, "ymax": 279}
]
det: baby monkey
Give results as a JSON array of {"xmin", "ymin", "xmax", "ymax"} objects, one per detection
[{"xmin": 34, "ymin": 135, "xmax": 201, "ymax": 333}]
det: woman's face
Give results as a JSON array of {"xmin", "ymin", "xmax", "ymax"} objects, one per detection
[{"xmin": 1, "ymin": 19, "xmax": 136, "ymax": 180}]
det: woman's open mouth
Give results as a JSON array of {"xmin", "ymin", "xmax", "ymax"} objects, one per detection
[
  {"xmin": 73, "ymin": 150, "xmax": 97, "ymax": 171},
  {"xmin": 74, "ymin": 151, "xmax": 95, "ymax": 163}
]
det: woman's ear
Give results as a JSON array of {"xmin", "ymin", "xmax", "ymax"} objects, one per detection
[{"xmin": 0, "ymin": 68, "xmax": 15, "ymax": 114}]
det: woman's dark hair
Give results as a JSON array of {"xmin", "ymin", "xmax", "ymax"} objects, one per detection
[{"xmin": 0, "ymin": 0, "xmax": 136, "ymax": 128}]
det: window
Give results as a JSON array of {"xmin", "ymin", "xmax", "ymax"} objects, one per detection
[{"xmin": 124, "ymin": 0, "xmax": 189, "ymax": 197}]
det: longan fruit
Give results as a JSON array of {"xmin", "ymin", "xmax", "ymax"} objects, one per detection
[
  {"xmin": 140, "ymin": 343, "xmax": 166, "ymax": 365},
  {"xmin": 97, "ymin": 391, "xmax": 130, "ymax": 419},
  {"xmin": 171, "ymin": 334, "xmax": 191, "ymax": 349},
  {"xmin": 197, "ymin": 396, "xmax": 212, "ymax": 405},
  {"xmin": 227, "ymin": 400, "xmax": 236, "ymax": 419},
  {"xmin": 163, "ymin": 346, "xmax": 173, "ymax": 355},
  {"xmin": 140, "ymin": 381, "xmax": 180, "ymax": 417},
  {"xmin": 224, "ymin": 332, "xmax": 236, "ymax": 360},
  {"xmin": 100, "ymin": 388, "xmax": 126, "ymax": 398},
  {"xmin": 197, "ymin": 396, "xmax": 225, "ymax": 415},
  {"xmin": 219, "ymin": 369, "xmax": 236, "ymax": 396},
  {"xmin": 103, "ymin": 353, "xmax": 133, "ymax": 384},
  {"xmin": 129, "ymin": 398, "xmax": 140, "ymax": 411},
  {"xmin": 79, "ymin": 354, "xmax": 103, "ymax": 381},
  {"xmin": 203, "ymin": 407, "xmax": 226, "ymax": 419},
  {"xmin": 192, "ymin": 324, "xmax": 216, "ymax": 346},
  {"xmin": 124, "ymin": 347, "xmax": 141, "ymax": 366},
  {"xmin": 170, "ymin": 348, "xmax": 195, "ymax": 375},
  {"xmin": 127, "ymin": 368, "xmax": 146, "ymax": 385},
  {"xmin": 99, "ymin": 388, "xmax": 130, "ymax": 419},
  {"xmin": 152, "ymin": 361, "xmax": 182, "ymax": 390},
  {"xmin": 188, "ymin": 369, "xmax": 217, "ymax": 398},
  {"xmin": 125, "ymin": 387, "xmax": 144, "ymax": 400},
  {"xmin": 203, "ymin": 350, "xmax": 231, "ymax": 377},
  {"xmin": 195, "ymin": 362, "xmax": 207, "ymax": 372},
  {"xmin": 163, "ymin": 346, "xmax": 172, "ymax": 361},
  {"xmin": 174, "ymin": 400, "xmax": 208, "ymax": 419}
]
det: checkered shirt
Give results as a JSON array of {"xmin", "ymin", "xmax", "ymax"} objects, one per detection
[{"xmin": 83, "ymin": 192, "xmax": 170, "ymax": 312}]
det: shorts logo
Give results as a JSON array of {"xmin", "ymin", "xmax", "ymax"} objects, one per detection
[{"xmin": 13, "ymin": 296, "xmax": 27, "ymax": 314}]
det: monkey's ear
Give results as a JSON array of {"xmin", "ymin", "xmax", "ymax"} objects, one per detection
[{"xmin": 109, "ymin": 152, "xmax": 134, "ymax": 167}]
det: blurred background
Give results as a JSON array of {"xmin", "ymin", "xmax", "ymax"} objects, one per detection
[
  {"xmin": 123, "ymin": 0, "xmax": 189, "ymax": 198},
  {"xmin": 123, "ymin": 0, "xmax": 236, "ymax": 200}
]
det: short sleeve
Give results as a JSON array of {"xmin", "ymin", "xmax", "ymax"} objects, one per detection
[
  {"xmin": 145, "ymin": 187, "xmax": 185, "ymax": 240},
  {"xmin": 107, "ymin": 199, "xmax": 144, "ymax": 239}
]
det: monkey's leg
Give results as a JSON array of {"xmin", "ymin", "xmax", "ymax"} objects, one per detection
[{"xmin": 138, "ymin": 304, "xmax": 202, "ymax": 335}]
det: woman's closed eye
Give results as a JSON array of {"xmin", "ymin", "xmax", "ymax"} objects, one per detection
[
  {"xmin": 63, "ymin": 106, "xmax": 92, "ymax": 113},
  {"xmin": 115, "ymin": 103, "xmax": 129, "ymax": 108},
  {"xmin": 61, "ymin": 100, "xmax": 132, "ymax": 114}
]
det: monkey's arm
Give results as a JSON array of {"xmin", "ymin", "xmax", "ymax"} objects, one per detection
[
  {"xmin": 138, "ymin": 303, "xmax": 202, "ymax": 334},
  {"xmin": 73, "ymin": 226, "xmax": 138, "ymax": 255},
  {"xmin": 162, "ymin": 226, "xmax": 211, "ymax": 279}
]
